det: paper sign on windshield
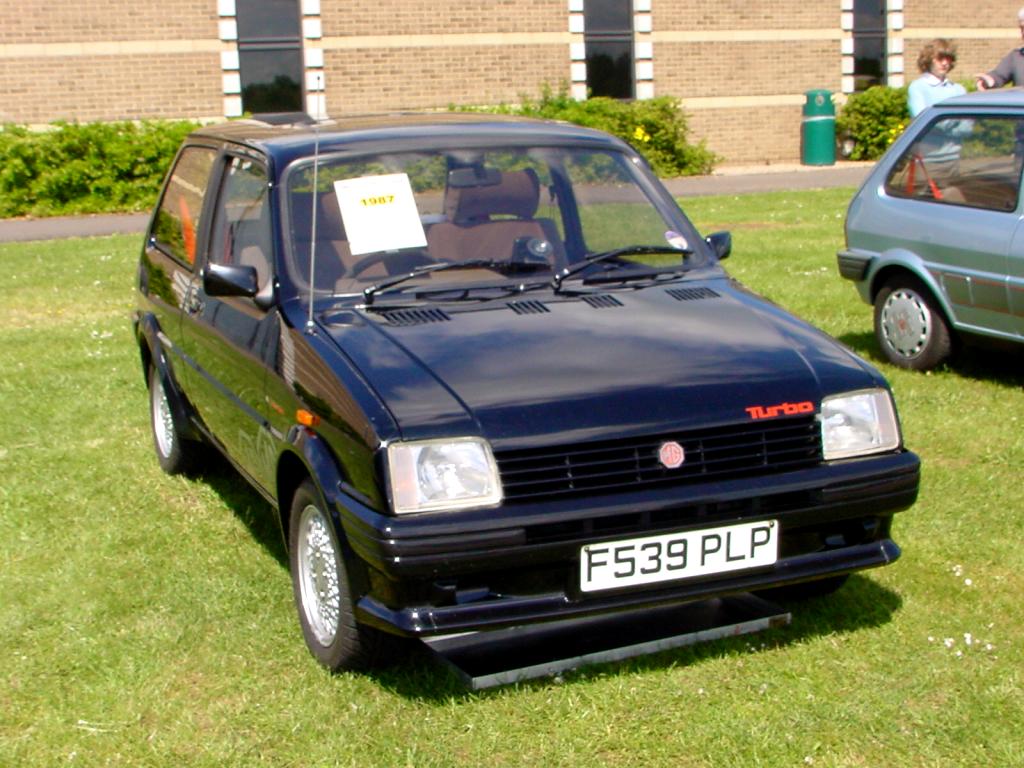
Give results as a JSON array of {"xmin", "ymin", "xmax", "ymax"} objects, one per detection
[{"xmin": 333, "ymin": 173, "xmax": 427, "ymax": 256}]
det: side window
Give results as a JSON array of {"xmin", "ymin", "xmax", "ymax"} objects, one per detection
[
  {"xmin": 885, "ymin": 116, "xmax": 1023, "ymax": 212},
  {"xmin": 152, "ymin": 146, "xmax": 217, "ymax": 266},
  {"xmin": 208, "ymin": 157, "xmax": 272, "ymax": 289}
]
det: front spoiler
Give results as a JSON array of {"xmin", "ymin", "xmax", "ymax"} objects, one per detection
[
  {"xmin": 423, "ymin": 593, "xmax": 792, "ymax": 690},
  {"xmin": 355, "ymin": 538, "xmax": 900, "ymax": 637}
]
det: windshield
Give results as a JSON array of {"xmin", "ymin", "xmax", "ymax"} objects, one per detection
[{"xmin": 282, "ymin": 144, "xmax": 706, "ymax": 297}]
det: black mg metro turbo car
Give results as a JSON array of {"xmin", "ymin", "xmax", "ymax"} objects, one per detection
[{"xmin": 135, "ymin": 114, "xmax": 919, "ymax": 671}]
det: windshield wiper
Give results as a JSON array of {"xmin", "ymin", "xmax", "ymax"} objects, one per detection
[
  {"xmin": 551, "ymin": 245, "xmax": 692, "ymax": 292},
  {"xmin": 362, "ymin": 258, "xmax": 548, "ymax": 305}
]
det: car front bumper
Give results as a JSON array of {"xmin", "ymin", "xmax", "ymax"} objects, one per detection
[
  {"xmin": 836, "ymin": 248, "xmax": 874, "ymax": 282},
  {"xmin": 338, "ymin": 450, "xmax": 919, "ymax": 637}
]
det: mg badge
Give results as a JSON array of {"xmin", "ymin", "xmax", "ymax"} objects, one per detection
[{"xmin": 659, "ymin": 441, "xmax": 685, "ymax": 469}]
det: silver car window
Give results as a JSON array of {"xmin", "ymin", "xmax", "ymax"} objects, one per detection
[{"xmin": 884, "ymin": 115, "xmax": 1024, "ymax": 213}]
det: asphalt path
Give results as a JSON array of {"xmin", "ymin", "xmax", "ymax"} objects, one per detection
[{"xmin": 0, "ymin": 162, "xmax": 873, "ymax": 244}]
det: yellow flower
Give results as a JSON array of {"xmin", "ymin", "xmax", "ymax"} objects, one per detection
[{"xmin": 633, "ymin": 126, "xmax": 651, "ymax": 143}]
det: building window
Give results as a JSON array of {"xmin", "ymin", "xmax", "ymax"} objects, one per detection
[
  {"xmin": 852, "ymin": 0, "xmax": 886, "ymax": 91},
  {"xmin": 584, "ymin": 0, "xmax": 634, "ymax": 99},
  {"xmin": 236, "ymin": 0, "xmax": 304, "ymax": 113}
]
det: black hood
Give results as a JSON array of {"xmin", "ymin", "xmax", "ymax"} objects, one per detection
[{"xmin": 322, "ymin": 281, "xmax": 881, "ymax": 449}]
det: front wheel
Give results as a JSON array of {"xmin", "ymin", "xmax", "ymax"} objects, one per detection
[
  {"xmin": 289, "ymin": 479, "xmax": 399, "ymax": 671},
  {"xmin": 874, "ymin": 277, "xmax": 953, "ymax": 371}
]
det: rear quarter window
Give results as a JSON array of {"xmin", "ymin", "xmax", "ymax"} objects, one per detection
[
  {"xmin": 152, "ymin": 146, "xmax": 218, "ymax": 266},
  {"xmin": 884, "ymin": 115, "xmax": 1024, "ymax": 213}
]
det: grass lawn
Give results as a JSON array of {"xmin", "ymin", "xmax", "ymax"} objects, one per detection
[{"xmin": 2, "ymin": 187, "xmax": 1022, "ymax": 766}]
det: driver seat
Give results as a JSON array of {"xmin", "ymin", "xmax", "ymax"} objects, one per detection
[{"xmin": 427, "ymin": 169, "xmax": 564, "ymax": 266}]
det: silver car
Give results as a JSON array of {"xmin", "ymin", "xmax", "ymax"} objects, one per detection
[{"xmin": 839, "ymin": 89, "xmax": 1024, "ymax": 370}]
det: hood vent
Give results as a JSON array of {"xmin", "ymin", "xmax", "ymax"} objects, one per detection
[
  {"xmin": 666, "ymin": 286, "xmax": 720, "ymax": 302},
  {"xmin": 508, "ymin": 300, "xmax": 550, "ymax": 315},
  {"xmin": 581, "ymin": 294, "xmax": 623, "ymax": 309},
  {"xmin": 378, "ymin": 308, "xmax": 452, "ymax": 326}
]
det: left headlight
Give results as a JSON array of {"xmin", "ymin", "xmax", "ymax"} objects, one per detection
[
  {"xmin": 386, "ymin": 438, "xmax": 503, "ymax": 514},
  {"xmin": 821, "ymin": 388, "xmax": 901, "ymax": 460}
]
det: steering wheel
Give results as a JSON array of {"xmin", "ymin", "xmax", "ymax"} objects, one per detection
[{"xmin": 348, "ymin": 248, "xmax": 433, "ymax": 278}]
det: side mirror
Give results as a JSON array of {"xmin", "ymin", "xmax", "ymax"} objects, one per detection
[
  {"xmin": 203, "ymin": 263, "xmax": 259, "ymax": 298},
  {"xmin": 706, "ymin": 231, "xmax": 732, "ymax": 261}
]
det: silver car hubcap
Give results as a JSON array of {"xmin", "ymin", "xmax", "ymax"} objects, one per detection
[
  {"xmin": 296, "ymin": 504, "xmax": 341, "ymax": 646},
  {"xmin": 152, "ymin": 378, "xmax": 175, "ymax": 458},
  {"xmin": 880, "ymin": 288, "xmax": 930, "ymax": 359}
]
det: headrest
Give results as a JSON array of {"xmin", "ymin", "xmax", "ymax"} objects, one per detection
[
  {"xmin": 316, "ymin": 191, "xmax": 346, "ymax": 241},
  {"xmin": 444, "ymin": 168, "xmax": 540, "ymax": 224},
  {"xmin": 289, "ymin": 190, "xmax": 346, "ymax": 242}
]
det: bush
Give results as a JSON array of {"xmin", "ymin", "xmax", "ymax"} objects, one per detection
[
  {"xmin": 453, "ymin": 86, "xmax": 718, "ymax": 177},
  {"xmin": 836, "ymin": 86, "xmax": 909, "ymax": 161},
  {"xmin": 0, "ymin": 120, "xmax": 199, "ymax": 218},
  {"xmin": 0, "ymin": 97, "xmax": 716, "ymax": 218}
]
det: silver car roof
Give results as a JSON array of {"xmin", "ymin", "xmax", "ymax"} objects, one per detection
[{"xmin": 937, "ymin": 87, "xmax": 1024, "ymax": 109}]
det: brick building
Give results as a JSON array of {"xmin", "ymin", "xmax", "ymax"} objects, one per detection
[{"xmin": 1, "ymin": 1, "xmax": 1021, "ymax": 165}]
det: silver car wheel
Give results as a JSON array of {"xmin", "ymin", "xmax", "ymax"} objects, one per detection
[
  {"xmin": 295, "ymin": 503, "xmax": 342, "ymax": 647},
  {"xmin": 151, "ymin": 375, "xmax": 175, "ymax": 459},
  {"xmin": 879, "ymin": 287, "xmax": 930, "ymax": 359}
]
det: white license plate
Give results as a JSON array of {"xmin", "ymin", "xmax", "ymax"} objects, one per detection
[{"xmin": 579, "ymin": 520, "xmax": 779, "ymax": 593}]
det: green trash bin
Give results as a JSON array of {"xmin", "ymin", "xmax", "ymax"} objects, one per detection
[{"xmin": 802, "ymin": 89, "xmax": 835, "ymax": 166}]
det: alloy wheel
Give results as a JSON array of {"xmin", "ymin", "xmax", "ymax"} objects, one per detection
[{"xmin": 295, "ymin": 504, "xmax": 342, "ymax": 647}]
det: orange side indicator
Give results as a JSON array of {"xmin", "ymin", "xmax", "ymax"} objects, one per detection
[{"xmin": 296, "ymin": 409, "xmax": 321, "ymax": 428}]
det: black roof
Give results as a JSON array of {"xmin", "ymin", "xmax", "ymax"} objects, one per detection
[{"xmin": 189, "ymin": 112, "xmax": 632, "ymax": 168}]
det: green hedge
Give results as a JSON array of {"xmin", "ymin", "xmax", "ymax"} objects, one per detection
[
  {"xmin": 0, "ymin": 95, "xmax": 716, "ymax": 219},
  {"xmin": 452, "ymin": 86, "xmax": 718, "ymax": 177},
  {"xmin": 836, "ymin": 86, "xmax": 910, "ymax": 161},
  {"xmin": 0, "ymin": 120, "xmax": 198, "ymax": 218}
]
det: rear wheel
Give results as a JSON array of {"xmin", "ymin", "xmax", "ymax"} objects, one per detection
[
  {"xmin": 874, "ymin": 276, "xmax": 952, "ymax": 371},
  {"xmin": 289, "ymin": 479, "xmax": 399, "ymax": 671},
  {"xmin": 148, "ymin": 365, "xmax": 200, "ymax": 475}
]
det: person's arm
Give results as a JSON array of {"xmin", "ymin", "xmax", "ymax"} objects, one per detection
[
  {"xmin": 974, "ymin": 48, "xmax": 1015, "ymax": 88},
  {"xmin": 907, "ymin": 80, "xmax": 927, "ymax": 117}
]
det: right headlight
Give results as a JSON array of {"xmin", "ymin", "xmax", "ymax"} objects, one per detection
[
  {"xmin": 821, "ymin": 388, "xmax": 901, "ymax": 460},
  {"xmin": 386, "ymin": 437, "xmax": 503, "ymax": 514}
]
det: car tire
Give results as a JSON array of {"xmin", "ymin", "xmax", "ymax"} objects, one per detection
[
  {"xmin": 149, "ymin": 365, "xmax": 200, "ymax": 475},
  {"xmin": 289, "ymin": 479, "xmax": 400, "ymax": 671},
  {"xmin": 874, "ymin": 277, "xmax": 952, "ymax": 371}
]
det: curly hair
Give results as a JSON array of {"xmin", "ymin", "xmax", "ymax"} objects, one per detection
[{"xmin": 917, "ymin": 39, "xmax": 957, "ymax": 73}]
